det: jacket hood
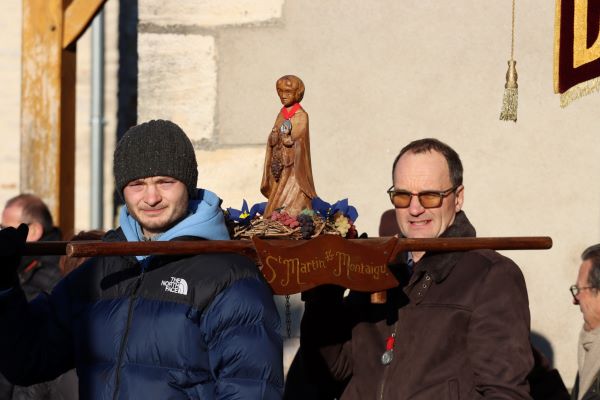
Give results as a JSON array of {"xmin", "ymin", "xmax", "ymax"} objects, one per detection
[{"xmin": 119, "ymin": 188, "xmax": 230, "ymax": 260}]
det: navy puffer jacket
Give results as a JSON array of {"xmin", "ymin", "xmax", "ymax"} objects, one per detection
[{"xmin": 0, "ymin": 228, "xmax": 283, "ymax": 399}]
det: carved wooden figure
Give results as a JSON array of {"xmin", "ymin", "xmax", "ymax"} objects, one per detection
[{"xmin": 261, "ymin": 75, "xmax": 317, "ymax": 217}]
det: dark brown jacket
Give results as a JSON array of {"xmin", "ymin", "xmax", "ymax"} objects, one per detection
[{"xmin": 301, "ymin": 212, "xmax": 533, "ymax": 399}]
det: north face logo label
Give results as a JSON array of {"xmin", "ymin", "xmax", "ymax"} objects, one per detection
[{"xmin": 161, "ymin": 277, "xmax": 188, "ymax": 295}]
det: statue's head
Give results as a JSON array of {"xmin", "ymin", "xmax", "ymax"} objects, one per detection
[{"xmin": 276, "ymin": 75, "xmax": 305, "ymax": 107}]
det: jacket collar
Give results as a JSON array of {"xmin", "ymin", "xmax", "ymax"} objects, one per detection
[
  {"xmin": 103, "ymin": 227, "xmax": 207, "ymax": 271},
  {"xmin": 412, "ymin": 211, "xmax": 476, "ymax": 283}
]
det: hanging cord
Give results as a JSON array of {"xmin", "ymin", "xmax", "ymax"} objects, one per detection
[
  {"xmin": 510, "ymin": 0, "xmax": 515, "ymax": 60},
  {"xmin": 500, "ymin": 0, "xmax": 519, "ymax": 122},
  {"xmin": 285, "ymin": 294, "xmax": 292, "ymax": 338}
]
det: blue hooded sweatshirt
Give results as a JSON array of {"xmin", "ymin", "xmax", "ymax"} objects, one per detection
[
  {"xmin": 119, "ymin": 188, "xmax": 230, "ymax": 260},
  {"xmin": 0, "ymin": 187, "xmax": 284, "ymax": 399}
]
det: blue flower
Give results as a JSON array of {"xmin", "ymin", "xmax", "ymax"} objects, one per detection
[
  {"xmin": 311, "ymin": 197, "xmax": 359, "ymax": 222},
  {"xmin": 227, "ymin": 200, "xmax": 267, "ymax": 225},
  {"xmin": 311, "ymin": 197, "xmax": 332, "ymax": 219},
  {"xmin": 331, "ymin": 199, "xmax": 359, "ymax": 222},
  {"xmin": 250, "ymin": 202, "xmax": 267, "ymax": 217}
]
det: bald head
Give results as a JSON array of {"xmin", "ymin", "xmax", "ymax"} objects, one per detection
[{"xmin": 2, "ymin": 194, "xmax": 54, "ymax": 242}]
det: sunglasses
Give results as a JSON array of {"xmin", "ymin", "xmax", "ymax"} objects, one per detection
[{"xmin": 386, "ymin": 186, "xmax": 458, "ymax": 209}]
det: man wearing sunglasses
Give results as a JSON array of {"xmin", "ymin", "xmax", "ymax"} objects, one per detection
[
  {"xmin": 570, "ymin": 244, "xmax": 600, "ymax": 400},
  {"xmin": 299, "ymin": 138, "xmax": 533, "ymax": 399}
]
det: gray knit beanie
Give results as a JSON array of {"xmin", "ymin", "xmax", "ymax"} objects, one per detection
[{"xmin": 114, "ymin": 120, "xmax": 198, "ymax": 198}]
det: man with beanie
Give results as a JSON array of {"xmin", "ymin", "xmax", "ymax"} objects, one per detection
[{"xmin": 0, "ymin": 120, "xmax": 284, "ymax": 399}]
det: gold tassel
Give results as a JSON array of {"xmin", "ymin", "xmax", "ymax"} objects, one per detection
[
  {"xmin": 500, "ymin": 59, "xmax": 518, "ymax": 122},
  {"xmin": 560, "ymin": 76, "xmax": 600, "ymax": 107},
  {"xmin": 500, "ymin": 0, "xmax": 518, "ymax": 122}
]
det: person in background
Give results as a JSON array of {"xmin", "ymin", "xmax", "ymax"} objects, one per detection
[
  {"xmin": 570, "ymin": 244, "xmax": 600, "ymax": 400},
  {"xmin": 59, "ymin": 230, "xmax": 105, "ymax": 277},
  {"xmin": 1, "ymin": 193, "xmax": 62, "ymax": 300},
  {"xmin": 0, "ymin": 193, "xmax": 64, "ymax": 400}
]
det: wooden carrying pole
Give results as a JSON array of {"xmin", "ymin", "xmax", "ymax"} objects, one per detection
[
  {"xmin": 22, "ymin": 236, "xmax": 553, "ymax": 258},
  {"xmin": 23, "ymin": 236, "xmax": 552, "ymax": 300}
]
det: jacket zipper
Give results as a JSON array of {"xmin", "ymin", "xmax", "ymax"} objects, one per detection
[
  {"xmin": 379, "ymin": 322, "xmax": 398, "ymax": 400},
  {"xmin": 112, "ymin": 268, "xmax": 145, "ymax": 400},
  {"xmin": 379, "ymin": 354, "xmax": 391, "ymax": 400}
]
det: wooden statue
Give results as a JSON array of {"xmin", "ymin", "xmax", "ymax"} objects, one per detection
[{"xmin": 261, "ymin": 75, "xmax": 317, "ymax": 217}]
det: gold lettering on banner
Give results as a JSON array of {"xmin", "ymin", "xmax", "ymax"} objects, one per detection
[
  {"xmin": 333, "ymin": 251, "xmax": 386, "ymax": 280},
  {"xmin": 252, "ymin": 235, "xmax": 398, "ymax": 294},
  {"xmin": 574, "ymin": 0, "xmax": 600, "ymax": 68},
  {"xmin": 264, "ymin": 249, "xmax": 384, "ymax": 288},
  {"xmin": 263, "ymin": 255, "xmax": 278, "ymax": 284}
]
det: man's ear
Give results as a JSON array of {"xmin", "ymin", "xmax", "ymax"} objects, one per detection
[
  {"xmin": 26, "ymin": 222, "xmax": 44, "ymax": 242},
  {"xmin": 454, "ymin": 185, "xmax": 465, "ymax": 212}
]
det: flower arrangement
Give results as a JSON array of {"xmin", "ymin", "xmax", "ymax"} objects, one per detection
[{"xmin": 225, "ymin": 197, "xmax": 359, "ymax": 240}]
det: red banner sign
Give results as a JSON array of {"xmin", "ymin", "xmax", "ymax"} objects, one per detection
[{"xmin": 252, "ymin": 235, "xmax": 398, "ymax": 295}]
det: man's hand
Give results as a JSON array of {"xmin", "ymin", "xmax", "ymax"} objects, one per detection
[
  {"xmin": 301, "ymin": 284, "xmax": 346, "ymax": 303},
  {"xmin": 0, "ymin": 224, "xmax": 28, "ymax": 290}
]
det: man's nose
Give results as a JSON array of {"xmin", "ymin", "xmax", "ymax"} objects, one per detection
[
  {"xmin": 573, "ymin": 295, "xmax": 580, "ymax": 305},
  {"xmin": 144, "ymin": 185, "xmax": 162, "ymax": 206},
  {"xmin": 408, "ymin": 194, "xmax": 425, "ymax": 215}
]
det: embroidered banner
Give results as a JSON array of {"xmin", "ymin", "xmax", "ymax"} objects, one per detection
[{"xmin": 554, "ymin": 0, "xmax": 600, "ymax": 106}]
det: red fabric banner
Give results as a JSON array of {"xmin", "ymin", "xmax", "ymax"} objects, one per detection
[{"xmin": 554, "ymin": 0, "xmax": 600, "ymax": 106}]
